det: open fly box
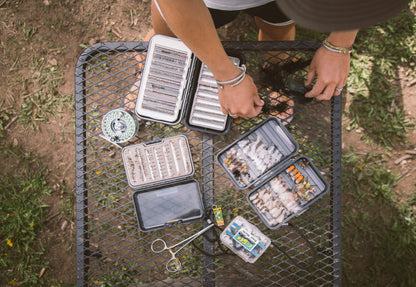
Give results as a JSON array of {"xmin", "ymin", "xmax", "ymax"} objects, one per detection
[
  {"xmin": 217, "ymin": 117, "xmax": 329, "ymax": 229},
  {"xmin": 135, "ymin": 34, "xmax": 244, "ymax": 135},
  {"xmin": 122, "ymin": 135, "xmax": 205, "ymax": 231}
]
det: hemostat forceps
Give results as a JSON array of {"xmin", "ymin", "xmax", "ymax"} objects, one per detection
[{"xmin": 151, "ymin": 223, "xmax": 214, "ymax": 272}]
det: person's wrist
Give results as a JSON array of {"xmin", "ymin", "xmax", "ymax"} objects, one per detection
[
  {"xmin": 216, "ymin": 65, "xmax": 246, "ymax": 89},
  {"xmin": 322, "ymin": 39, "xmax": 353, "ymax": 54},
  {"xmin": 212, "ymin": 61, "xmax": 242, "ymax": 82},
  {"xmin": 326, "ymin": 30, "xmax": 358, "ymax": 51}
]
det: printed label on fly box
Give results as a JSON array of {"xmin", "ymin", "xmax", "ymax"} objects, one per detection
[
  {"xmin": 247, "ymin": 156, "xmax": 329, "ymax": 229},
  {"xmin": 132, "ymin": 179, "xmax": 205, "ymax": 231},
  {"xmin": 122, "ymin": 135, "xmax": 194, "ymax": 189},
  {"xmin": 216, "ymin": 117, "xmax": 299, "ymax": 189}
]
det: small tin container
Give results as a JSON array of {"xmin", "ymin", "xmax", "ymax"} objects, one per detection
[
  {"xmin": 216, "ymin": 117, "xmax": 299, "ymax": 190},
  {"xmin": 220, "ymin": 216, "xmax": 271, "ymax": 263},
  {"xmin": 247, "ymin": 156, "xmax": 329, "ymax": 229},
  {"xmin": 101, "ymin": 108, "xmax": 140, "ymax": 143}
]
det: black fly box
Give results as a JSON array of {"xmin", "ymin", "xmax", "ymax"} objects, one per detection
[
  {"xmin": 122, "ymin": 135, "xmax": 205, "ymax": 231},
  {"xmin": 135, "ymin": 34, "xmax": 244, "ymax": 135},
  {"xmin": 183, "ymin": 55, "xmax": 242, "ymax": 135},
  {"xmin": 247, "ymin": 156, "xmax": 329, "ymax": 229},
  {"xmin": 217, "ymin": 117, "xmax": 299, "ymax": 190},
  {"xmin": 217, "ymin": 117, "xmax": 329, "ymax": 229}
]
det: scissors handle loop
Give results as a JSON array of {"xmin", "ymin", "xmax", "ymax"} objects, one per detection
[
  {"xmin": 166, "ymin": 257, "xmax": 182, "ymax": 272},
  {"xmin": 151, "ymin": 238, "xmax": 168, "ymax": 253}
]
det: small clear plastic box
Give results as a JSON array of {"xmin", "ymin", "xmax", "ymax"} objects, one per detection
[{"xmin": 220, "ymin": 216, "xmax": 271, "ymax": 263}]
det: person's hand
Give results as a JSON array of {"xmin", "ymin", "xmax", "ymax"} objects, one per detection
[
  {"xmin": 218, "ymin": 74, "xmax": 264, "ymax": 118},
  {"xmin": 304, "ymin": 47, "xmax": 350, "ymax": 100}
]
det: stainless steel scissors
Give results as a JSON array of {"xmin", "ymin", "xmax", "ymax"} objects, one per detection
[{"xmin": 151, "ymin": 223, "xmax": 215, "ymax": 272}]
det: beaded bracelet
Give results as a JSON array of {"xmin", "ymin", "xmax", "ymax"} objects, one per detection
[
  {"xmin": 216, "ymin": 64, "xmax": 247, "ymax": 89},
  {"xmin": 322, "ymin": 39, "xmax": 353, "ymax": 54}
]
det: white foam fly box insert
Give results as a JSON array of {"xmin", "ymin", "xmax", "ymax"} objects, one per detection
[{"xmin": 136, "ymin": 35, "xmax": 193, "ymax": 124}]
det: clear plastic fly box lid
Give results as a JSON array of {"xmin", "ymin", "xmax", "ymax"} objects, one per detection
[
  {"xmin": 122, "ymin": 135, "xmax": 194, "ymax": 189},
  {"xmin": 247, "ymin": 156, "xmax": 329, "ymax": 230},
  {"xmin": 132, "ymin": 179, "xmax": 205, "ymax": 231},
  {"xmin": 220, "ymin": 216, "xmax": 271, "ymax": 263},
  {"xmin": 217, "ymin": 117, "xmax": 299, "ymax": 190}
]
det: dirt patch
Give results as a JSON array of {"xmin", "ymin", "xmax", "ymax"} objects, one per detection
[
  {"xmin": 0, "ymin": 0, "xmax": 415, "ymax": 285},
  {"xmin": 1, "ymin": 0, "xmax": 151, "ymax": 284}
]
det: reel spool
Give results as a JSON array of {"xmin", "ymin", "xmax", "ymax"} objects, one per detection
[{"xmin": 101, "ymin": 109, "xmax": 139, "ymax": 143}]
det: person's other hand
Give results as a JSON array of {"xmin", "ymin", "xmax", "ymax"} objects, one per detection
[
  {"xmin": 304, "ymin": 47, "xmax": 350, "ymax": 100},
  {"xmin": 218, "ymin": 74, "xmax": 264, "ymax": 118}
]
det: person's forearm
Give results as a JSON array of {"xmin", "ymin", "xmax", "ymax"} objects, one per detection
[
  {"xmin": 326, "ymin": 30, "xmax": 358, "ymax": 48},
  {"xmin": 156, "ymin": 0, "xmax": 241, "ymax": 81}
]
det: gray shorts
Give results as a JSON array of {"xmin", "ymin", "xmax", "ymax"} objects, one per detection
[
  {"xmin": 153, "ymin": 0, "xmax": 294, "ymax": 28},
  {"xmin": 208, "ymin": 2, "xmax": 294, "ymax": 28}
]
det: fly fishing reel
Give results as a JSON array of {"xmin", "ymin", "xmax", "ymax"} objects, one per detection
[{"xmin": 101, "ymin": 109, "xmax": 139, "ymax": 144}]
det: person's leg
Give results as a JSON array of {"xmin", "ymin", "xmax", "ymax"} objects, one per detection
[
  {"xmin": 247, "ymin": 2, "xmax": 295, "ymax": 62},
  {"xmin": 255, "ymin": 19, "xmax": 296, "ymax": 62},
  {"xmin": 246, "ymin": 3, "xmax": 296, "ymax": 121},
  {"xmin": 255, "ymin": 18, "xmax": 295, "ymax": 42},
  {"xmin": 126, "ymin": 0, "xmax": 177, "ymax": 112},
  {"xmin": 149, "ymin": 0, "xmax": 175, "ymax": 37}
]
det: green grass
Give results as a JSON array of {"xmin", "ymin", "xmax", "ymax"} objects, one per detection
[
  {"xmin": 341, "ymin": 152, "xmax": 416, "ymax": 286},
  {"xmin": 0, "ymin": 145, "xmax": 52, "ymax": 286},
  {"xmin": 18, "ymin": 57, "xmax": 72, "ymax": 130},
  {"xmin": 296, "ymin": 2, "xmax": 416, "ymax": 146},
  {"xmin": 346, "ymin": 4, "xmax": 416, "ymax": 146},
  {"xmin": 295, "ymin": 2, "xmax": 416, "ymax": 285}
]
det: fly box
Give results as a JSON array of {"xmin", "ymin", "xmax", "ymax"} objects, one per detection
[
  {"xmin": 220, "ymin": 216, "xmax": 271, "ymax": 263},
  {"xmin": 217, "ymin": 117, "xmax": 299, "ymax": 190},
  {"xmin": 132, "ymin": 179, "xmax": 205, "ymax": 232},
  {"xmin": 183, "ymin": 56, "xmax": 242, "ymax": 135},
  {"xmin": 122, "ymin": 135, "xmax": 194, "ymax": 189},
  {"xmin": 135, "ymin": 35, "xmax": 194, "ymax": 125},
  {"xmin": 122, "ymin": 135, "xmax": 205, "ymax": 231},
  {"xmin": 247, "ymin": 156, "xmax": 329, "ymax": 229},
  {"xmin": 135, "ymin": 34, "xmax": 244, "ymax": 135},
  {"xmin": 217, "ymin": 117, "xmax": 329, "ymax": 229}
]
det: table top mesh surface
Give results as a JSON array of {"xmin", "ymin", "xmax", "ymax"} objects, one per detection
[{"xmin": 75, "ymin": 41, "xmax": 342, "ymax": 287}]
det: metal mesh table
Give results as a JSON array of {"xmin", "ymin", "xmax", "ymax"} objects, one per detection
[{"xmin": 75, "ymin": 41, "xmax": 341, "ymax": 286}]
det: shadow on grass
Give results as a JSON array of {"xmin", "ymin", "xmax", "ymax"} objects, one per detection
[
  {"xmin": 341, "ymin": 152, "xmax": 416, "ymax": 286},
  {"xmin": 296, "ymin": 3, "xmax": 415, "ymax": 146},
  {"xmin": 347, "ymin": 4, "xmax": 416, "ymax": 146}
]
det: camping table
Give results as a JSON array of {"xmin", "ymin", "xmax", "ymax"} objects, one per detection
[{"xmin": 75, "ymin": 41, "xmax": 342, "ymax": 286}]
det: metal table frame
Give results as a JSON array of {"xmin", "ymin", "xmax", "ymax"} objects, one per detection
[{"xmin": 75, "ymin": 41, "xmax": 341, "ymax": 286}]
